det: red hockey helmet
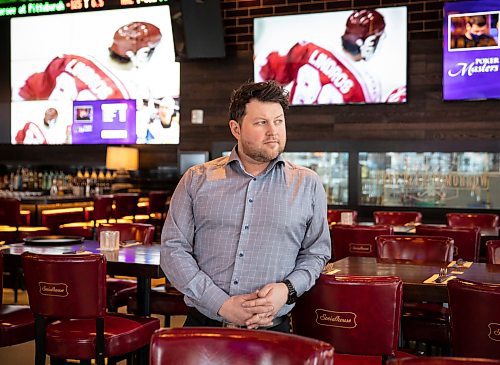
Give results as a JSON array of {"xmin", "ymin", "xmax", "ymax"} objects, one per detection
[
  {"xmin": 342, "ymin": 9, "xmax": 386, "ymax": 61},
  {"xmin": 109, "ymin": 22, "xmax": 162, "ymax": 63}
]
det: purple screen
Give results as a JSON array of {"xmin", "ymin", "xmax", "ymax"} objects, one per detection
[
  {"xmin": 72, "ymin": 100, "xmax": 136, "ymax": 144},
  {"xmin": 443, "ymin": 1, "xmax": 500, "ymax": 101}
]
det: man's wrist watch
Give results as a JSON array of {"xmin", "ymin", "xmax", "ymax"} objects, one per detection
[{"xmin": 282, "ymin": 279, "xmax": 297, "ymax": 304}]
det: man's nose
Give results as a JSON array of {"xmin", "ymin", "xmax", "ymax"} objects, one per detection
[{"xmin": 266, "ymin": 123, "xmax": 278, "ymax": 135}]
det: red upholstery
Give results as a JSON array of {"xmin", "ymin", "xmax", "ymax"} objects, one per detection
[
  {"xmin": 21, "ymin": 252, "xmax": 159, "ymax": 364},
  {"xmin": 126, "ymin": 283, "xmax": 189, "ymax": 326},
  {"xmin": 446, "ymin": 213, "xmax": 499, "ymax": 228},
  {"xmin": 486, "ymin": 240, "xmax": 500, "ymax": 264},
  {"xmin": 376, "ymin": 235, "xmax": 454, "ymax": 263},
  {"xmin": 292, "ymin": 275, "xmax": 405, "ymax": 364},
  {"xmin": 148, "ymin": 191, "xmax": 169, "ymax": 218},
  {"xmin": 447, "ymin": 279, "xmax": 500, "ymax": 359},
  {"xmin": 41, "ymin": 208, "xmax": 85, "ymax": 233},
  {"xmin": 58, "ymin": 223, "xmax": 94, "ymax": 239},
  {"xmin": 388, "ymin": 357, "xmax": 500, "ymax": 364},
  {"xmin": 416, "ymin": 225, "xmax": 481, "ymax": 262},
  {"xmin": 114, "ymin": 193, "xmax": 139, "ymax": 220},
  {"xmin": 97, "ymin": 222, "xmax": 155, "ymax": 311},
  {"xmin": 20, "ymin": 210, "xmax": 31, "ymax": 226},
  {"xmin": 0, "ymin": 251, "xmax": 35, "ymax": 347},
  {"xmin": 0, "ymin": 197, "xmax": 22, "ymax": 227},
  {"xmin": 150, "ymin": 327, "xmax": 334, "ymax": 365},
  {"xmin": 93, "ymin": 195, "xmax": 115, "ymax": 221},
  {"xmin": 327, "ymin": 209, "xmax": 358, "ymax": 225},
  {"xmin": 373, "ymin": 211, "xmax": 422, "ymax": 226},
  {"xmin": 330, "ymin": 224, "xmax": 393, "ymax": 261}
]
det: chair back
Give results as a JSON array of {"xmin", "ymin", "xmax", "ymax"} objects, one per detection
[
  {"xmin": 0, "ymin": 251, "xmax": 3, "ymax": 306},
  {"xmin": 486, "ymin": 240, "xmax": 500, "ymax": 264},
  {"xmin": 327, "ymin": 209, "xmax": 358, "ymax": 225},
  {"xmin": 387, "ymin": 356, "xmax": 500, "ymax": 364},
  {"xmin": 376, "ymin": 235, "xmax": 454, "ymax": 263},
  {"xmin": 150, "ymin": 327, "xmax": 334, "ymax": 365},
  {"xmin": 447, "ymin": 279, "xmax": 500, "ymax": 359},
  {"xmin": 0, "ymin": 197, "xmax": 22, "ymax": 227},
  {"xmin": 21, "ymin": 252, "xmax": 107, "ymax": 318},
  {"xmin": 373, "ymin": 211, "xmax": 422, "ymax": 226},
  {"xmin": 97, "ymin": 222, "xmax": 155, "ymax": 244},
  {"xmin": 93, "ymin": 195, "xmax": 114, "ymax": 221},
  {"xmin": 148, "ymin": 191, "xmax": 169, "ymax": 215},
  {"xmin": 446, "ymin": 213, "xmax": 499, "ymax": 228},
  {"xmin": 416, "ymin": 225, "xmax": 480, "ymax": 262},
  {"xmin": 113, "ymin": 193, "xmax": 139, "ymax": 219},
  {"xmin": 331, "ymin": 224, "xmax": 393, "ymax": 261},
  {"xmin": 293, "ymin": 275, "xmax": 402, "ymax": 357}
]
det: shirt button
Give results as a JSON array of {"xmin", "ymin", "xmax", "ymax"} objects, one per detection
[
  {"xmin": 253, "ymin": 178, "xmax": 256, "ymax": 181},
  {"xmin": 239, "ymin": 252, "xmax": 244, "ymax": 257},
  {"xmin": 249, "ymin": 198, "xmax": 253, "ymax": 203},
  {"xmin": 244, "ymin": 225, "xmax": 249, "ymax": 230},
  {"xmin": 234, "ymin": 280, "xmax": 239, "ymax": 285}
]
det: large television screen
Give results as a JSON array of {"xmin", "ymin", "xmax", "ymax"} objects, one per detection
[
  {"xmin": 443, "ymin": 0, "xmax": 500, "ymax": 101},
  {"xmin": 253, "ymin": 7, "xmax": 407, "ymax": 106},
  {"xmin": 10, "ymin": 5, "xmax": 180, "ymax": 145}
]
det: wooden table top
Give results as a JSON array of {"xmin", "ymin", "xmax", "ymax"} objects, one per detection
[
  {"xmin": 3, "ymin": 241, "xmax": 164, "ymax": 279},
  {"xmin": 328, "ymin": 256, "xmax": 500, "ymax": 302}
]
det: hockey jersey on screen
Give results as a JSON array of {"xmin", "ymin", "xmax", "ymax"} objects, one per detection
[
  {"xmin": 18, "ymin": 54, "xmax": 131, "ymax": 101},
  {"xmin": 258, "ymin": 41, "xmax": 381, "ymax": 105}
]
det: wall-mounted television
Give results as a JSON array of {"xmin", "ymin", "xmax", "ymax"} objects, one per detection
[
  {"xmin": 443, "ymin": 0, "xmax": 500, "ymax": 101},
  {"xmin": 253, "ymin": 6, "xmax": 407, "ymax": 106},
  {"xmin": 178, "ymin": 151, "xmax": 210, "ymax": 175},
  {"xmin": 10, "ymin": 5, "xmax": 180, "ymax": 145}
]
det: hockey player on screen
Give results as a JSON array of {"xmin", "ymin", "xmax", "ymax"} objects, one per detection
[
  {"xmin": 257, "ymin": 9, "xmax": 406, "ymax": 104},
  {"xmin": 14, "ymin": 22, "xmax": 162, "ymax": 102}
]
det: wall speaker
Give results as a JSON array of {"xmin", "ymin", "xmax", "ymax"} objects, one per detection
[{"xmin": 169, "ymin": 0, "xmax": 226, "ymax": 61}]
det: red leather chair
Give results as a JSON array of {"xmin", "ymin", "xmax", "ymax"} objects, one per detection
[
  {"xmin": 485, "ymin": 240, "xmax": 500, "ymax": 264},
  {"xmin": 416, "ymin": 225, "xmax": 481, "ymax": 262},
  {"xmin": 150, "ymin": 327, "xmax": 334, "ymax": 365},
  {"xmin": 293, "ymin": 275, "xmax": 412, "ymax": 365},
  {"xmin": 373, "ymin": 211, "xmax": 422, "ymax": 226},
  {"xmin": 148, "ymin": 191, "xmax": 170, "ymax": 222},
  {"xmin": 376, "ymin": 236, "xmax": 454, "ymax": 263},
  {"xmin": 114, "ymin": 193, "xmax": 139, "ymax": 222},
  {"xmin": 41, "ymin": 207, "xmax": 86, "ymax": 234},
  {"xmin": 330, "ymin": 224, "xmax": 393, "ymax": 261},
  {"xmin": 126, "ymin": 282, "xmax": 188, "ymax": 327},
  {"xmin": 0, "ymin": 197, "xmax": 51, "ymax": 243},
  {"xmin": 387, "ymin": 357, "xmax": 500, "ymax": 364},
  {"xmin": 327, "ymin": 209, "xmax": 358, "ymax": 225},
  {"xmin": 21, "ymin": 252, "xmax": 160, "ymax": 365},
  {"xmin": 446, "ymin": 213, "xmax": 499, "ymax": 228},
  {"xmin": 448, "ymin": 278, "xmax": 500, "ymax": 359},
  {"xmin": 59, "ymin": 195, "xmax": 118, "ymax": 239},
  {"xmin": 97, "ymin": 222, "xmax": 155, "ymax": 311},
  {"xmin": 0, "ymin": 251, "xmax": 34, "ymax": 347}
]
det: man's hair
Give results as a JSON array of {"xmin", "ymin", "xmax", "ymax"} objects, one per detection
[
  {"xmin": 229, "ymin": 80, "xmax": 289, "ymax": 123},
  {"xmin": 467, "ymin": 15, "xmax": 487, "ymax": 27}
]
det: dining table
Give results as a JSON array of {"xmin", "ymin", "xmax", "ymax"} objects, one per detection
[
  {"xmin": 2, "ymin": 240, "xmax": 164, "ymax": 317},
  {"xmin": 327, "ymin": 256, "xmax": 500, "ymax": 303}
]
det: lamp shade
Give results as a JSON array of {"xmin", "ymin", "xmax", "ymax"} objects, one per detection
[{"xmin": 106, "ymin": 146, "xmax": 139, "ymax": 171}]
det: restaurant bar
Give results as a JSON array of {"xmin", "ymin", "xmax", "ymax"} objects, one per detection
[{"xmin": 0, "ymin": 0, "xmax": 499, "ymax": 364}]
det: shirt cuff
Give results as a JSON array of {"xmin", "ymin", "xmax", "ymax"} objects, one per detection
[{"xmin": 199, "ymin": 285, "xmax": 230, "ymax": 321}]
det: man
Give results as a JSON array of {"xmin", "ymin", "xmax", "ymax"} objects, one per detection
[
  {"xmin": 257, "ymin": 9, "xmax": 404, "ymax": 104},
  {"xmin": 14, "ymin": 107, "xmax": 70, "ymax": 144},
  {"xmin": 137, "ymin": 96, "xmax": 180, "ymax": 144},
  {"xmin": 451, "ymin": 15, "xmax": 497, "ymax": 49},
  {"xmin": 161, "ymin": 81, "xmax": 331, "ymax": 332}
]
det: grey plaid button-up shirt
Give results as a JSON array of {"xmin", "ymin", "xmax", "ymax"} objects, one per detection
[{"xmin": 161, "ymin": 147, "xmax": 331, "ymax": 321}]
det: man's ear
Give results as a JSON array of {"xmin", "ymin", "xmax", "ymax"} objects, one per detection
[{"xmin": 229, "ymin": 119, "xmax": 240, "ymax": 140}]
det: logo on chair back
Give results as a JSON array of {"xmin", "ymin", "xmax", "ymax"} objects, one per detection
[
  {"xmin": 349, "ymin": 242, "xmax": 372, "ymax": 254},
  {"xmin": 315, "ymin": 309, "xmax": 357, "ymax": 328},
  {"xmin": 39, "ymin": 282, "xmax": 69, "ymax": 297},
  {"xmin": 488, "ymin": 323, "xmax": 500, "ymax": 341}
]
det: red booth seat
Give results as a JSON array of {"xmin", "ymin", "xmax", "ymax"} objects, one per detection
[{"xmin": 41, "ymin": 208, "xmax": 86, "ymax": 233}]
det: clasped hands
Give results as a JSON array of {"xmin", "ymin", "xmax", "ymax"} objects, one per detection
[{"xmin": 218, "ymin": 282, "xmax": 288, "ymax": 329}]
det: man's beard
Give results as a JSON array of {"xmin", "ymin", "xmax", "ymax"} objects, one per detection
[{"xmin": 245, "ymin": 144, "xmax": 284, "ymax": 163}]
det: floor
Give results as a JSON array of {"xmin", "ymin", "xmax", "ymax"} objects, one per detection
[{"xmin": 0, "ymin": 287, "xmax": 186, "ymax": 365}]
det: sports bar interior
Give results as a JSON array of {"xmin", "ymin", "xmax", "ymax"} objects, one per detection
[{"xmin": 0, "ymin": 0, "xmax": 499, "ymax": 364}]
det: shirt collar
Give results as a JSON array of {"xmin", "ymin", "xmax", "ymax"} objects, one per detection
[{"xmin": 226, "ymin": 144, "xmax": 285, "ymax": 173}]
